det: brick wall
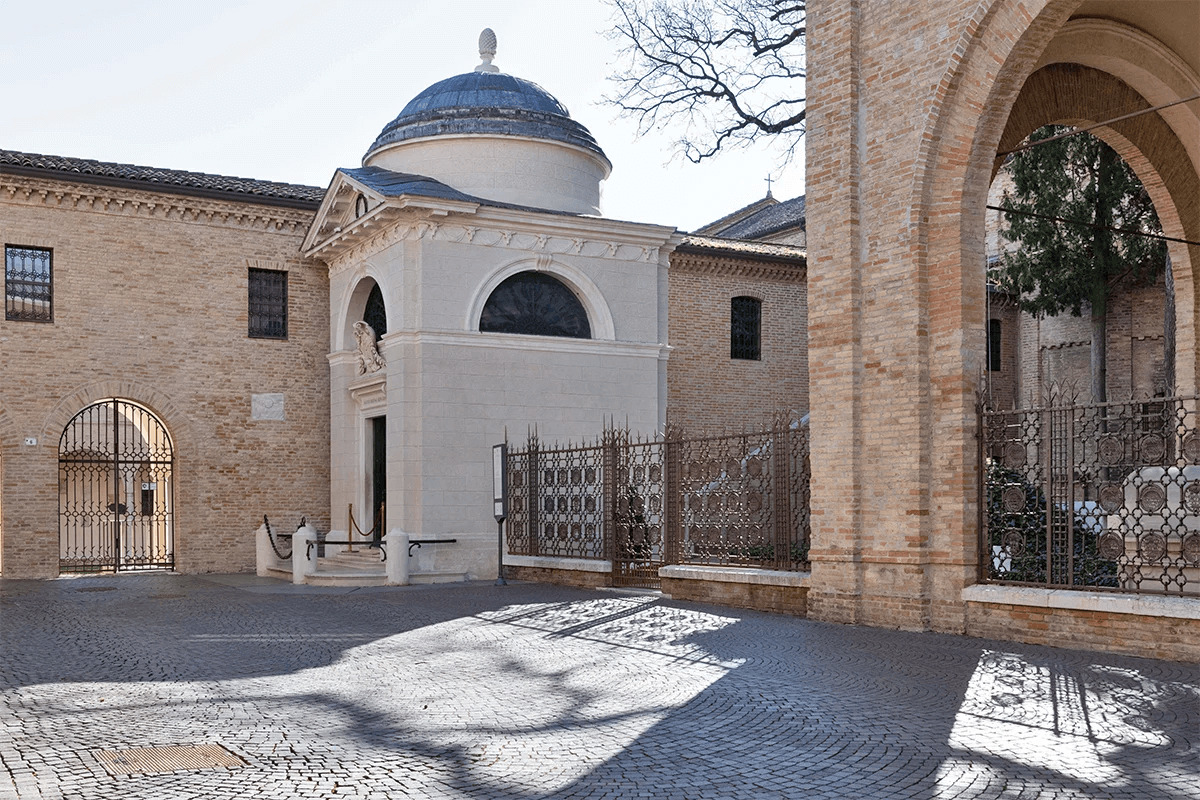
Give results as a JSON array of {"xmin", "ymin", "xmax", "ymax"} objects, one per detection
[
  {"xmin": 966, "ymin": 602, "xmax": 1200, "ymax": 662},
  {"xmin": 667, "ymin": 250, "xmax": 808, "ymax": 434},
  {"xmin": 0, "ymin": 174, "xmax": 329, "ymax": 577}
]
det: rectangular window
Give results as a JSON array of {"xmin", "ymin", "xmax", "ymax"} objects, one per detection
[
  {"xmin": 731, "ymin": 296, "xmax": 762, "ymax": 360},
  {"xmin": 5, "ymin": 245, "xmax": 53, "ymax": 322},
  {"xmin": 987, "ymin": 318, "xmax": 1002, "ymax": 372},
  {"xmin": 248, "ymin": 268, "xmax": 287, "ymax": 339}
]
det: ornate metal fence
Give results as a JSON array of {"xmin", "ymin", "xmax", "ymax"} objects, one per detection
[
  {"xmin": 505, "ymin": 418, "xmax": 811, "ymax": 588},
  {"xmin": 981, "ymin": 388, "xmax": 1200, "ymax": 595}
]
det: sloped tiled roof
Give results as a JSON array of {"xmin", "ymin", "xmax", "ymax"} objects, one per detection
[
  {"xmin": 677, "ymin": 234, "xmax": 805, "ymax": 265},
  {"xmin": 694, "ymin": 195, "xmax": 778, "ymax": 237},
  {"xmin": 709, "ymin": 194, "xmax": 806, "ymax": 240},
  {"xmin": 340, "ymin": 166, "xmax": 479, "ymax": 203},
  {"xmin": 0, "ymin": 149, "xmax": 325, "ymax": 209}
]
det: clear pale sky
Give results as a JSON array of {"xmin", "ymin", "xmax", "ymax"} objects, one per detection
[{"xmin": 1, "ymin": 0, "xmax": 805, "ymax": 232}]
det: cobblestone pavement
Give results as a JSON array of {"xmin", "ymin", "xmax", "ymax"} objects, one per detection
[{"xmin": 1, "ymin": 575, "xmax": 1196, "ymax": 800}]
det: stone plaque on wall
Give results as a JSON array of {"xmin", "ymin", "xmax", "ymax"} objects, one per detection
[{"xmin": 251, "ymin": 393, "xmax": 285, "ymax": 421}]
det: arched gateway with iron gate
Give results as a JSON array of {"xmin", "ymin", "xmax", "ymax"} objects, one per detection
[{"xmin": 58, "ymin": 398, "xmax": 174, "ymax": 573}]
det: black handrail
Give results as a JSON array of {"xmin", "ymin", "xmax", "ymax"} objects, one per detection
[
  {"xmin": 302, "ymin": 537, "xmax": 460, "ymax": 562},
  {"xmin": 408, "ymin": 538, "xmax": 457, "ymax": 556},
  {"xmin": 307, "ymin": 539, "xmax": 387, "ymax": 562}
]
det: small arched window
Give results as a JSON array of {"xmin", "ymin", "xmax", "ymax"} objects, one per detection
[
  {"xmin": 731, "ymin": 296, "xmax": 761, "ymax": 360},
  {"xmin": 480, "ymin": 272, "xmax": 591, "ymax": 339},
  {"xmin": 363, "ymin": 282, "xmax": 387, "ymax": 338},
  {"xmin": 354, "ymin": 193, "xmax": 369, "ymax": 219}
]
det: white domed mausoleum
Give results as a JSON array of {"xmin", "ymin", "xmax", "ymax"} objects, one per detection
[{"xmin": 302, "ymin": 31, "xmax": 676, "ymax": 578}]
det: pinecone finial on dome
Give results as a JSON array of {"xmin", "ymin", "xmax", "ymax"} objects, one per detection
[{"xmin": 476, "ymin": 28, "xmax": 499, "ymax": 73}]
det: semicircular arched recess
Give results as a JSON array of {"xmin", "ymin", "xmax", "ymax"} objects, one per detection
[
  {"xmin": 40, "ymin": 380, "xmax": 190, "ymax": 456},
  {"xmin": 996, "ymin": 63, "xmax": 1200, "ymax": 393},
  {"xmin": 480, "ymin": 272, "xmax": 592, "ymax": 339},
  {"xmin": 336, "ymin": 271, "xmax": 391, "ymax": 353},
  {"xmin": 466, "ymin": 258, "xmax": 617, "ymax": 340}
]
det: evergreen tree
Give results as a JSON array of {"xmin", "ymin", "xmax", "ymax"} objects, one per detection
[{"xmin": 995, "ymin": 125, "xmax": 1167, "ymax": 403}]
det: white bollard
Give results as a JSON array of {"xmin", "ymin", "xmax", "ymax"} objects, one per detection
[
  {"xmin": 384, "ymin": 529, "xmax": 410, "ymax": 586},
  {"xmin": 293, "ymin": 524, "xmax": 319, "ymax": 585},
  {"xmin": 255, "ymin": 522, "xmax": 273, "ymax": 577}
]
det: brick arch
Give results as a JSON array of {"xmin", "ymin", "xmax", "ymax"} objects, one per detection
[
  {"xmin": 40, "ymin": 380, "xmax": 192, "ymax": 458},
  {"xmin": 996, "ymin": 63, "xmax": 1200, "ymax": 393},
  {"xmin": 896, "ymin": 0, "xmax": 1085, "ymax": 629}
]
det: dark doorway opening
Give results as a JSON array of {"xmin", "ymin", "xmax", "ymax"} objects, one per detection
[{"xmin": 371, "ymin": 416, "xmax": 386, "ymax": 546}]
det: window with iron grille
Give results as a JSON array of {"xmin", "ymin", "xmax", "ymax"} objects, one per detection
[
  {"xmin": 730, "ymin": 296, "xmax": 761, "ymax": 360},
  {"xmin": 987, "ymin": 318, "xmax": 1002, "ymax": 371},
  {"xmin": 5, "ymin": 245, "xmax": 53, "ymax": 322},
  {"xmin": 248, "ymin": 268, "xmax": 287, "ymax": 339},
  {"xmin": 479, "ymin": 272, "xmax": 591, "ymax": 339}
]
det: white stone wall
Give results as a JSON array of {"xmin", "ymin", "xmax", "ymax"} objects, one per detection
[
  {"xmin": 323, "ymin": 207, "xmax": 674, "ymax": 579},
  {"xmin": 366, "ymin": 136, "xmax": 610, "ymax": 216}
]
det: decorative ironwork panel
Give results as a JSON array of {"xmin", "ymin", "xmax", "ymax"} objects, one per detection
[
  {"xmin": 786, "ymin": 424, "xmax": 812, "ymax": 568},
  {"xmin": 505, "ymin": 436, "xmax": 605, "ymax": 560},
  {"xmin": 982, "ymin": 391, "xmax": 1200, "ymax": 595},
  {"xmin": 612, "ymin": 434, "xmax": 667, "ymax": 587},
  {"xmin": 5, "ymin": 245, "xmax": 52, "ymax": 322},
  {"xmin": 679, "ymin": 429, "xmax": 788, "ymax": 569},
  {"xmin": 248, "ymin": 268, "xmax": 288, "ymax": 339},
  {"xmin": 59, "ymin": 399, "xmax": 174, "ymax": 573}
]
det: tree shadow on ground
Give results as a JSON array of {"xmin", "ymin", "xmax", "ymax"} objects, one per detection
[{"xmin": 2, "ymin": 576, "xmax": 1197, "ymax": 799}]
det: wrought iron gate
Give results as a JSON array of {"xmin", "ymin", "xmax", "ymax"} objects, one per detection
[{"xmin": 59, "ymin": 399, "xmax": 174, "ymax": 573}]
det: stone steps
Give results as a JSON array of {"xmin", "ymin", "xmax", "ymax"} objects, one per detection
[{"xmin": 265, "ymin": 546, "xmax": 469, "ymax": 586}]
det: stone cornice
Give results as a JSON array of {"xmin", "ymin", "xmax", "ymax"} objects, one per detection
[
  {"xmin": 323, "ymin": 214, "xmax": 679, "ymax": 276},
  {"xmin": 329, "ymin": 330, "xmax": 665, "ymax": 358},
  {"xmin": 0, "ymin": 173, "xmax": 315, "ymax": 236},
  {"xmin": 669, "ymin": 250, "xmax": 807, "ymax": 283}
]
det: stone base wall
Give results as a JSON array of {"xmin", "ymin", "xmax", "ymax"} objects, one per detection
[
  {"xmin": 660, "ymin": 566, "xmax": 810, "ymax": 616},
  {"xmin": 966, "ymin": 602, "xmax": 1199, "ymax": 662},
  {"xmin": 662, "ymin": 576, "xmax": 808, "ymax": 616},
  {"xmin": 505, "ymin": 565, "xmax": 612, "ymax": 590}
]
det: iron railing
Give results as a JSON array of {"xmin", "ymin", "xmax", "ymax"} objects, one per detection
[
  {"xmin": 981, "ymin": 387, "xmax": 1200, "ymax": 595},
  {"xmin": 506, "ymin": 417, "xmax": 810, "ymax": 588}
]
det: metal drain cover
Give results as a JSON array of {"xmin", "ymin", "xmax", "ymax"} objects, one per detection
[{"xmin": 93, "ymin": 743, "xmax": 245, "ymax": 776}]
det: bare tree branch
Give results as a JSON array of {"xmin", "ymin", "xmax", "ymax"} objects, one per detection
[{"xmin": 605, "ymin": 0, "xmax": 806, "ymax": 163}]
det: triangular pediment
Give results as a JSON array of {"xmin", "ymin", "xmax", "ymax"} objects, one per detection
[{"xmin": 301, "ymin": 167, "xmax": 480, "ymax": 259}]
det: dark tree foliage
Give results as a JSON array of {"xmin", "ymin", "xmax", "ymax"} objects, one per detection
[
  {"xmin": 995, "ymin": 125, "xmax": 1167, "ymax": 402},
  {"xmin": 605, "ymin": 0, "xmax": 806, "ymax": 162}
]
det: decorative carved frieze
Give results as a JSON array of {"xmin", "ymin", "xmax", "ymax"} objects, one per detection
[
  {"xmin": 0, "ymin": 175, "xmax": 314, "ymax": 234},
  {"xmin": 323, "ymin": 218, "xmax": 665, "ymax": 276},
  {"xmin": 669, "ymin": 252, "xmax": 806, "ymax": 282}
]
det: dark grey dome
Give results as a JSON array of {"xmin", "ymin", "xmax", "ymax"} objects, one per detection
[{"xmin": 364, "ymin": 71, "xmax": 608, "ymax": 165}]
